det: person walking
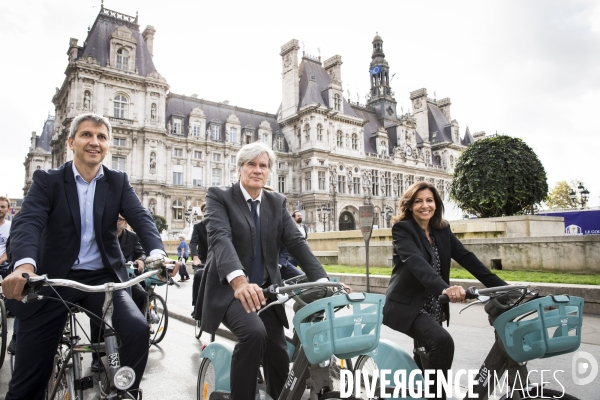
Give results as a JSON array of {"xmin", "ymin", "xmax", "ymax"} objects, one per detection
[{"xmin": 177, "ymin": 234, "xmax": 190, "ymax": 282}]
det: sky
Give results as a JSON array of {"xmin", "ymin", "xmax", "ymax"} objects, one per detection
[{"xmin": 1, "ymin": 0, "xmax": 599, "ymax": 210}]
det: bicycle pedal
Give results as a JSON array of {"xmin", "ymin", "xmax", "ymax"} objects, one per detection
[{"xmin": 74, "ymin": 375, "xmax": 94, "ymax": 390}]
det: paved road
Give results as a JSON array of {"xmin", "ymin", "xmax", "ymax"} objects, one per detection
[{"xmin": 2, "ymin": 277, "xmax": 599, "ymax": 399}]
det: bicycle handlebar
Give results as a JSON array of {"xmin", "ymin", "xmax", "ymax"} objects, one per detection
[{"xmin": 438, "ymin": 284, "xmax": 530, "ymax": 304}]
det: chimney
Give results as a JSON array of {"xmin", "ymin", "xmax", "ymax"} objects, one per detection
[{"xmin": 142, "ymin": 25, "xmax": 156, "ymax": 57}]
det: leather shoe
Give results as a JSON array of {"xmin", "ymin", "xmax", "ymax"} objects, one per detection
[{"xmin": 91, "ymin": 358, "xmax": 105, "ymax": 372}]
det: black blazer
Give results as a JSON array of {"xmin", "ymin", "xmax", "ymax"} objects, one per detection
[
  {"xmin": 200, "ymin": 182, "xmax": 327, "ymax": 333},
  {"xmin": 119, "ymin": 229, "xmax": 146, "ymax": 263},
  {"xmin": 189, "ymin": 220, "xmax": 208, "ymax": 264},
  {"xmin": 382, "ymin": 217, "xmax": 506, "ymax": 334},
  {"xmin": 8, "ymin": 161, "xmax": 163, "ymax": 319}
]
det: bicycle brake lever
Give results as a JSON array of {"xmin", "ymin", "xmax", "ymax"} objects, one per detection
[{"xmin": 459, "ymin": 296, "xmax": 490, "ymax": 314}]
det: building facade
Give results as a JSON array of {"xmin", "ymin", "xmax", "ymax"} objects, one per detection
[{"xmin": 24, "ymin": 7, "xmax": 482, "ymax": 234}]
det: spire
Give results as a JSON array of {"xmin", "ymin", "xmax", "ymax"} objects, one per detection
[{"xmin": 368, "ymin": 33, "xmax": 394, "ymax": 103}]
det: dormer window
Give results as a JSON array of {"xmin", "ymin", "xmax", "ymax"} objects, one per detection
[
  {"xmin": 229, "ymin": 127, "xmax": 238, "ymax": 143},
  {"xmin": 243, "ymin": 128, "xmax": 254, "ymax": 144},
  {"xmin": 173, "ymin": 118, "xmax": 183, "ymax": 135},
  {"xmin": 262, "ymin": 133, "xmax": 269, "ymax": 144},
  {"xmin": 116, "ymin": 48, "xmax": 129, "ymax": 71},
  {"xmin": 211, "ymin": 124, "xmax": 221, "ymax": 141},
  {"xmin": 192, "ymin": 124, "xmax": 202, "ymax": 137},
  {"xmin": 276, "ymin": 136, "xmax": 285, "ymax": 151},
  {"xmin": 334, "ymin": 94, "xmax": 341, "ymax": 111}
]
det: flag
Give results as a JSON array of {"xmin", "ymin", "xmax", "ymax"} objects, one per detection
[{"xmin": 370, "ymin": 66, "xmax": 381, "ymax": 75}]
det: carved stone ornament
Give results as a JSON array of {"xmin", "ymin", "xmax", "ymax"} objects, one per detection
[
  {"xmin": 283, "ymin": 54, "xmax": 291, "ymax": 68},
  {"xmin": 413, "ymin": 99, "xmax": 422, "ymax": 109},
  {"xmin": 85, "ymin": 55, "xmax": 99, "ymax": 65},
  {"xmin": 149, "ymin": 151, "xmax": 157, "ymax": 174}
]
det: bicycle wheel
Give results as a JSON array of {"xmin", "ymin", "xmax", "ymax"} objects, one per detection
[
  {"xmin": 45, "ymin": 345, "xmax": 70, "ymax": 400},
  {"xmin": 0, "ymin": 299, "xmax": 7, "ymax": 369},
  {"xmin": 353, "ymin": 355, "xmax": 378, "ymax": 399},
  {"xmin": 326, "ymin": 355, "xmax": 353, "ymax": 393},
  {"xmin": 197, "ymin": 358, "xmax": 216, "ymax": 400},
  {"xmin": 148, "ymin": 294, "xmax": 168, "ymax": 344}
]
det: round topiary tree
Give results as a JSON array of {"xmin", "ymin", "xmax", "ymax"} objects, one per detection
[
  {"xmin": 449, "ymin": 135, "xmax": 548, "ymax": 217},
  {"xmin": 152, "ymin": 214, "xmax": 168, "ymax": 233}
]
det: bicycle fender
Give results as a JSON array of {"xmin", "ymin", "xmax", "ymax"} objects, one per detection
[
  {"xmin": 361, "ymin": 339, "xmax": 425, "ymax": 400},
  {"xmin": 200, "ymin": 342, "xmax": 235, "ymax": 391}
]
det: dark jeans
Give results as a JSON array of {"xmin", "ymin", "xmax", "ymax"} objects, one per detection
[
  {"xmin": 406, "ymin": 313, "xmax": 454, "ymax": 400},
  {"xmin": 222, "ymin": 299, "xmax": 289, "ymax": 400},
  {"xmin": 6, "ymin": 269, "xmax": 149, "ymax": 400},
  {"xmin": 178, "ymin": 257, "xmax": 189, "ymax": 279}
]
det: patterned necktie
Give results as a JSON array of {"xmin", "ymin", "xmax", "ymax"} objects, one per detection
[{"xmin": 248, "ymin": 199, "xmax": 264, "ymax": 285}]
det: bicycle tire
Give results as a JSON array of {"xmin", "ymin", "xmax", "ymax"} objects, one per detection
[
  {"xmin": 353, "ymin": 355, "xmax": 378, "ymax": 400},
  {"xmin": 45, "ymin": 345, "xmax": 70, "ymax": 400},
  {"xmin": 522, "ymin": 387, "xmax": 580, "ymax": 400},
  {"xmin": 0, "ymin": 299, "xmax": 7, "ymax": 369},
  {"xmin": 148, "ymin": 294, "xmax": 168, "ymax": 344},
  {"xmin": 326, "ymin": 355, "xmax": 354, "ymax": 394},
  {"xmin": 197, "ymin": 358, "xmax": 216, "ymax": 400},
  {"xmin": 10, "ymin": 353, "xmax": 15, "ymax": 375}
]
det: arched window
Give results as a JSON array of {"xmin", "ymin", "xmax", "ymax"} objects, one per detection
[
  {"xmin": 172, "ymin": 200, "xmax": 183, "ymax": 220},
  {"xmin": 303, "ymin": 124, "xmax": 310, "ymax": 141},
  {"xmin": 276, "ymin": 136, "xmax": 285, "ymax": 151},
  {"xmin": 317, "ymin": 124, "xmax": 323, "ymax": 141},
  {"xmin": 116, "ymin": 48, "xmax": 129, "ymax": 71},
  {"xmin": 113, "ymin": 94, "xmax": 128, "ymax": 119},
  {"xmin": 336, "ymin": 130, "xmax": 343, "ymax": 147},
  {"xmin": 334, "ymin": 94, "xmax": 341, "ymax": 111},
  {"xmin": 351, "ymin": 133, "xmax": 358, "ymax": 150}
]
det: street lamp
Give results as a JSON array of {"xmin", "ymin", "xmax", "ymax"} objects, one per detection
[
  {"xmin": 184, "ymin": 206, "xmax": 198, "ymax": 228},
  {"xmin": 380, "ymin": 205, "xmax": 394, "ymax": 228},
  {"xmin": 569, "ymin": 183, "xmax": 590, "ymax": 209},
  {"xmin": 316, "ymin": 203, "xmax": 331, "ymax": 232}
]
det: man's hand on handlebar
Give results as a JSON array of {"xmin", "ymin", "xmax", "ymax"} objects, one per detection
[
  {"xmin": 135, "ymin": 259, "xmax": 145, "ymax": 274},
  {"xmin": 442, "ymin": 285, "xmax": 467, "ymax": 303},
  {"xmin": 231, "ymin": 276, "xmax": 266, "ymax": 313},
  {"xmin": 1, "ymin": 264, "xmax": 37, "ymax": 301}
]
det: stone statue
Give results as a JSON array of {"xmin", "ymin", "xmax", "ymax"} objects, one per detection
[
  {"xmin": 151, "ymin": 104, "xmax": 157, "ymax": 120},
  {"xmin": 83, "ymin": 92, "xmax": 91, "ymax": 110}
]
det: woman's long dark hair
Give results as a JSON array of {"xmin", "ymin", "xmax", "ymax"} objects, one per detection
[{"xmin": 391, "ymin": 181, "xmax": 447, "ymax": 229}]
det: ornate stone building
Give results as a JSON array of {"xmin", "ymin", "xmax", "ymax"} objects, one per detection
[{"xmin": 24, "ymin": 7, "xmax": 480, "ymax": 234}]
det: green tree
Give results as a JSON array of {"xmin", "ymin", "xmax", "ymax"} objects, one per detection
[
  {"xmin": 152, "ymin": 214, "xmax": 168, "ymax": 233},
  {"xmin": 545, "ymin": 180, "xmax": 577, "ymax": 209},
  {"xmin": 449, "ymin": 135, "xmax": 548, "ymax": 217}
]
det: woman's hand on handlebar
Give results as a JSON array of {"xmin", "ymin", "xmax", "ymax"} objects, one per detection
[
  {"xmin": 231, "ymin": 276, "xmax": 265, "ymax": 313},
  {"xmin": 442, "ymin": 285, "xmax": 466, "ymax": 303},
  {"xmin": 1, "ymin": 264, "xmax": 37, "ymax": 301}
]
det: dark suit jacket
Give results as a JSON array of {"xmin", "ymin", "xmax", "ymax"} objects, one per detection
[
  {"xmin": 8, "ymin": 161, "xmax": 163, "ymax": 319},
  {"xmin": 119, "ymin": 229, "xmax": 146, "ymax": 263},
  {"xmin": 382, "ymin": 217, "xmax": 506, "ymax": 334},
  {"xmin": 200, "ymin": 182, "xmax": 327, "ymax": 333},
  {"xmin": 189, "ymin": 220, "xmax": 208, "ymax": 264}
]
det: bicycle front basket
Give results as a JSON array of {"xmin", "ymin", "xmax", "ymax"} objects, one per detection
[
  {"xmin": 493, "ymin": 295, "xmax": 584, "ymax": 363},
  {"xmin": 292, "ymin": 292, "xmax": 385, "ymax": 365}
]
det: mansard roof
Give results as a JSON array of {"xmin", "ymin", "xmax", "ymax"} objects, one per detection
[
  {"xmin": 462, "ymin": 126, "xmax": 474, "ymax": 145},
  {"xmin": 350, "ymin": 107, "xmax": 380, "ymax": 154},
  {"xmin": 78, "ymin": 8, "xmax": 157, "ymax": 76},
  {"xmin": 427, "ymin": 101, "xmax": 453, "ymax": 145},
  {"xmin": 36, "ymin": 117, "xmax": 54, "ymax": 152},
  {"xmin": 298, "ymin": 58, "xmax": 357, "ymax": 116},
  {"xmin": 165, "ymin": 94, "xmax": 281, "ymax": 139}
]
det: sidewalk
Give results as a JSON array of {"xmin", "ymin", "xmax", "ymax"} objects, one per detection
[{"xmin": 155, "ymin": 271, "xmax": 600, "ymax": 346}]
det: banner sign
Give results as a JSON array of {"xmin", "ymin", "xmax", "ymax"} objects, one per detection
[
  {"xmin": 359, "ymin": 205, "xmax": 374, "ymax": 241},
  {"xmin": 538, "ymin": 210, "xmax": 600, "ymax": 235}
]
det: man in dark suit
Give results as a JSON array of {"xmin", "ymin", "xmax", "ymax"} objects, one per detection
[
  {"xmin": 190, "ymin": 204, "xmax": 208, "ymax": 308},
  {"xmin": 200, "ymin": 142, "xmax": 328, "ymax": 400},
  {"xmin": 287, "ymin": 210, "xmax": 308, "ymax": 267},
  {"xmin": 2, "ymin": 113, "xmax": 165, "ymax": 400}
]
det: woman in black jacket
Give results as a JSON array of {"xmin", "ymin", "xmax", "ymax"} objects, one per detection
[{"xmin": 382, "ymin": 181, "xmax": 506, "ymax": 399}]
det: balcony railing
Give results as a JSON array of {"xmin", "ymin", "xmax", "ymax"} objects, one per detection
[{"xmin": 109, "ymin": 116, "xmax": 134, "ymax": 125}]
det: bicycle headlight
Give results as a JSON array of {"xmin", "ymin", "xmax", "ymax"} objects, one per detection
[{"xmin": 114, "ymin": 366, "xmax": 136, "ymax": 390}]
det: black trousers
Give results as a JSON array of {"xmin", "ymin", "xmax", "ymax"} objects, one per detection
[
  {"xmin": 192, "ymin": 266, "xmax": 204, "ymax": 307},
  {"xmin": 90, "ymin": 282, "xmax": 148, "ymax": 361},
  {"xmin": 222, "ymin": 299, "xmax": 289, "ymax": 400},
  {"xmin": 6, "ymin": 269, "xmax": 150, "ymax": 400},
  {"xmin": 406, "ymin": 313, "xmax": 454, "ymax": 400}
]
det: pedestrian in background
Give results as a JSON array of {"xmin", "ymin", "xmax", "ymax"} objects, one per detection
[{"xmin": 177, "ymin": 234, "xmax": 190, "ymax": 282}]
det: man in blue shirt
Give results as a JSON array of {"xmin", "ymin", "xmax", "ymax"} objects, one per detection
[
  {"xmin": 177, "ymin": 234, "xmax": 190, "ymax": 281},
  {"xmin": 2, "ymin": 113, "xmax": 166, "ymax": 400}
]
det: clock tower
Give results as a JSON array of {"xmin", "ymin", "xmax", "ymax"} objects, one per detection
[{"xmin": 367, "ymin": 34, "xmax": 397, "ymax": 127}]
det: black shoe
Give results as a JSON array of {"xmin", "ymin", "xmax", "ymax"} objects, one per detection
[
  {"xmin": 91, "ymin": 358, "xmax": 105, "ymax": 372},
  {"xmin": 7, "ymin": 336, "xmax": 16, "ymax": 354}
]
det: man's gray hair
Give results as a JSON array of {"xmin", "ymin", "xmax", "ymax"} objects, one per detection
[
  {"xmin": 236, "ymin": 142, "xmax": 276, "ymax": 173},
  {"xmin": 69, "ymin": 113, "xmax": 112, "ymax": 140}
]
